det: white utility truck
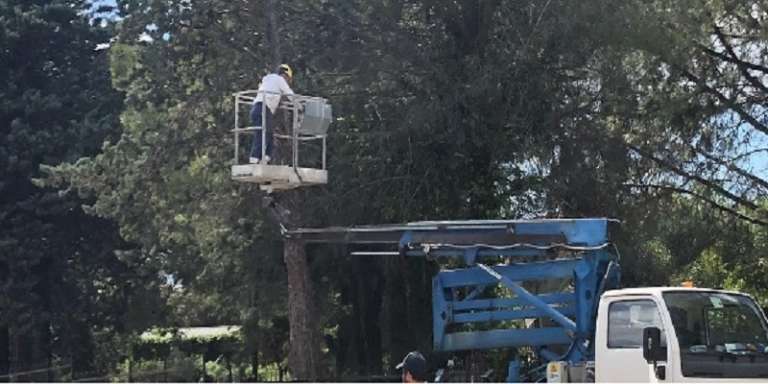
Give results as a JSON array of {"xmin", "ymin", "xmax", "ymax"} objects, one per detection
[{"xmin": 548, "ymin": 287, "xmax": 768, "ymax": 382}]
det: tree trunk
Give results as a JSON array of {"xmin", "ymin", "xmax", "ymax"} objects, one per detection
[
  {"xmin": 283, "ymin": 238, "xmax": 321, "ymax": 380},
  {"xmin": 382, "ymin": 256, "xmax": 411, "ymax": 369},
  {"xmin": 259, "ymin": 1, "xmax": 321, "ymax": 378},
  {"xmin": 11, "ymin": 323, "xmax": 50, "ymax": 382},
  {"xmin": 70, "ymin": 320, "xmax": 95, "ymax": 379},
  {"xmin": 0, "ymin": 326, "xmax": 7, "ymax": 382},
  {"xmin": 264, "ymin": 0, "xmax": 282, "ymax": 68}
]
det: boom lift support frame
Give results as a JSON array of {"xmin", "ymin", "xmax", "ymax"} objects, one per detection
[{"xmin": 286, "ymin": 218, "xmax": 621, "ymax": 382}]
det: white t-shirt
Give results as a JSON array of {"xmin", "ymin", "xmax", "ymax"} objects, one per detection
[{"xmin": 254, "ymin": 73, "xmax": 294, "ymax": 113}]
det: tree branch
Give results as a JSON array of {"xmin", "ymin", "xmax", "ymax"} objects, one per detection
[
  {"xmin": 712, "ymin": 24, "xmax": 768, "ymax": 94},
  {"xmin": 688, "ymin": 143, "xmax": 768, "ymax": 191},
  {"xmin": 699, "ymin": 44, "xmax": 768, "ymax": 75},
  {"xmin": 732, "ymin": 147, "xmax": 768, "ymax": 162},
  {"xmin": 625, "ymin": 143, "xmax": 759, "ymax": 210},
  {"xmin": 625, "ymin": 183, "xmax": 768, "ymax": 226},
  {"xmin": 679, "ymin": 69, "xmax": 768, "ymax": 136}
]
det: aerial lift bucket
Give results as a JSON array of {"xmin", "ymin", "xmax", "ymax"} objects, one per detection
[{"xmin": 230, "ymin": 90, "xmax": 331, "ymax": 192}]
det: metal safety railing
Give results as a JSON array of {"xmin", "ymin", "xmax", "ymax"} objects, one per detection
[{"xmin": 232, "ymin": 90, "xmax": 329, "ymax": 172}]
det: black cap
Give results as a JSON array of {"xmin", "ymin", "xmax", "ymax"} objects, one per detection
[{"xmin": 396, "ymin": 351, "xmax": 427, "ymax": 380}]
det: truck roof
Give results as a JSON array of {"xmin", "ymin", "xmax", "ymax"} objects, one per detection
[{"xmin": 602, "ymin": 286, "xmax": 746, "ymax": 297}]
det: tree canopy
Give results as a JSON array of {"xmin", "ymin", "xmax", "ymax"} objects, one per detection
[{"xmin": 3, "ymin": 0, "xmax": 768, "ymax": 381}]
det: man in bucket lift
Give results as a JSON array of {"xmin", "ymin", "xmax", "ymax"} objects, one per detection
[{"xmin": 249, "ymin": 64, "xmax": 294, "ymax": 164}]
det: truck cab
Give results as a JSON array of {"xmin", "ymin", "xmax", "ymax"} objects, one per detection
[{"xmin": 594, "ymin": 287, "xmax": 768, "ymax": 382}]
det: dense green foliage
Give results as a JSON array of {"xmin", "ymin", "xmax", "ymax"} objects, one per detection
[
  {"xmin": 3, "ymin": 0, "xmax": 768, "ymax": 381},
  {"xmin": 0, "ymin": 0, "xmax": 162, "ymax": 380}
]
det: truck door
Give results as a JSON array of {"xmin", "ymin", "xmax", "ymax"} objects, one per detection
[{"xmin": 597, "ymin": 298, "xmax": 668, "ymax": 382}]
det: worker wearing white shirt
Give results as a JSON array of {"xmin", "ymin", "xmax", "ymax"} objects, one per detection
[{"xmin": 250, "ymin": 64, "xmax": 294, "ymax": 164}]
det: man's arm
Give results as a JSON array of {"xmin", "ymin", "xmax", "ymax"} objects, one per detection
[{"xmin": 279, "ymin": 76, "xmax": 294, "ymax": 96}]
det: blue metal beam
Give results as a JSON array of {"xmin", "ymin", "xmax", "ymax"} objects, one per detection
[
  {"xmin": 461, "ymin": 284, "xmax": 488, "ymax": 302},
  {"xmin": 477, "ymin": 263, "xmax": 578, "ymax": 333},
  {"xmin": 432, "ymin": 277, "xmax": 449, "ymax": 349},
  {"xmin": 512, "ymin": 218, "xmax": 609, "ymax": 246},
  {"xmin": 436, "ymin": 259, "xmax": 580, "ymax": 288},
  {"xmin": 507, "ymin": 360, "xmax": 521, "ymax": 383},
  {"xmin": 538, "ymin": 348, "xmax": 562, "ymax": 362},
  {"xmin": 284, "ymin": 218, "xmax": 613, "ymax": 246},
  {"xmin": 439, "ymin": 328, "xmax": 572, "ymax": 351},
  {"xmin": 452, "ymin": 292, "xmax": 575, "ymax": 311},
  {"xmin": 452, "ymin": 305, "xmax": 576, "ymax": 323},
  {"xmin": 404, "ymin": 249, "xmax": 550, "ymax": 258}
]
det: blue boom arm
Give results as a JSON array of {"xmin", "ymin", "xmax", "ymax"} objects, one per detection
[
  {"xmin": 286, "ymin": 218, "xmax": 621, "ymax": 382},
  {"xmin": 402, "ymin": 219, "xmax": 620, "ymax": 381}
]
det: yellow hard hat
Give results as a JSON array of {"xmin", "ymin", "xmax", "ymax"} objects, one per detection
[{"xmin": 279, "ymin": 64, "xmax": 293, "ymax": 79}]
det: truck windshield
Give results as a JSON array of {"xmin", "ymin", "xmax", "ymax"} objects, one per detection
[{"xmin": 663, "ymin": 291, "xmax": 768, "ymax": 379}]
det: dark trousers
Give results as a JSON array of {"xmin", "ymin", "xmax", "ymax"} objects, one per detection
[{"xmin": 250, "ymin": 102, "xmax": 274, "ymax": 160}]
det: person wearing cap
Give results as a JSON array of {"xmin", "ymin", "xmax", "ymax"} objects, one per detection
[
  {"xmin": 396, "ymin": 351, "xmax": 428, "ymax": 383},
  {"xmin": 250, "ymin": 64, "xmax": 294, "ymax": 164}
]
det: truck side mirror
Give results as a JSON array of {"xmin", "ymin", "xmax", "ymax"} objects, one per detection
[{"xmin": 642, "ymin": 327, "xmax": 666, "ymax": 362}]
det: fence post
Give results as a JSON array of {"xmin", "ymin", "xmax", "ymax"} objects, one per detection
[
  {"xmin": 201, "ymin": 354, "xmax": 206, "ymax": 380},
  {"xmin": 226, "ymin": 356, "xmax": 233, "ymax": 382}
]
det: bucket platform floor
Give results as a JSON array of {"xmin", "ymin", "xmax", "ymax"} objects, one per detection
[{"xmin": 231, "ymin": 163, "xmax": 327, "ymax": 191}]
